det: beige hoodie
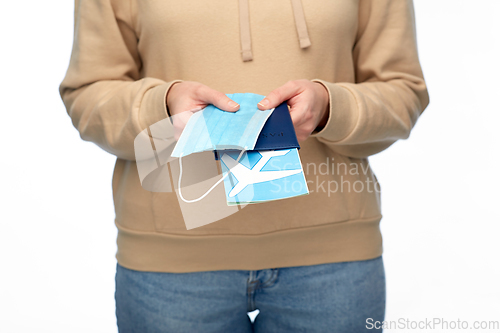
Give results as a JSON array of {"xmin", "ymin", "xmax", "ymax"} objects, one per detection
[{"xmin": 59, "ymin": 0, "xmax": 429, "ymax": 273}]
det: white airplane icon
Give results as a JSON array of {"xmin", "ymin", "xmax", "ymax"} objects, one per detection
[{"xmin": 220, "ymin": 150, "xmax": 302, "ymax": 197}]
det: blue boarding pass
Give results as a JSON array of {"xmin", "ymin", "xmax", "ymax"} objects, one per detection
[{"xmin": 218, "ymin": 148, "xmax": 309, "ymax": 205}]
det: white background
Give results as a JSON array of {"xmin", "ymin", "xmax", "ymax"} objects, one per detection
[{"xmin": 1, "ymin": 1, "xmax": 499, "ymax": 332}]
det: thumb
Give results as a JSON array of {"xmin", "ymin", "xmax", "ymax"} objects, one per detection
[
  {"xmin": 198, "ymin": 86, "xmax": 240, "ymax": 112},
  {"xmin": 258, "ymin": 81, "xmax": 301, "ymax": 110}
]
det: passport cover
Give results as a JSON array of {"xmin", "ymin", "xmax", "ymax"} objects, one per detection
[{"xmin": 214, "ymin": 101, "xmax": 299, "ymax": 160}]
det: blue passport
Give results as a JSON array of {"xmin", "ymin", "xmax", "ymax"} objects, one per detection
[{"xmin": 214, "ymin": 101, "xmax": 300, "ymax": 159}]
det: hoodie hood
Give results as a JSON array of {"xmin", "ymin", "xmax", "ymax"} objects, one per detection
[{"xmin": 238, "ymin": 0, "xmax": 311, "ymax": 62}]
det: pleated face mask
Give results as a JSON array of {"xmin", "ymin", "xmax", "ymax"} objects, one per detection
[{"xmin": 171, "ymin": 93, "xmax": 274, "ymax": 158}]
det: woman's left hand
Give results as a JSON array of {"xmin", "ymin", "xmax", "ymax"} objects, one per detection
[{"xmin": 257, "ymin": 80, "xmax": 330, "ymax": 142}]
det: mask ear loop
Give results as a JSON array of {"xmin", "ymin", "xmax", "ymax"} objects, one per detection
[{"xmin": 177, "ymin": 150, "xmax": 246, "ymax": 203}]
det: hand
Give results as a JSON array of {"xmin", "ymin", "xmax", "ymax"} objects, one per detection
[
  {"xmin": 166, "ymin": 81, "xmax": 240, "ymax": 139},
  {"xmin": 257, "ymin": 80, "xmax": 330, "ymax": 142}
]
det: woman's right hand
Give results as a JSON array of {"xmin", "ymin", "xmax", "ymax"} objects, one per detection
[{"xmin": 166, "ymin": 81, "xmax": 240, "ymax": 140}]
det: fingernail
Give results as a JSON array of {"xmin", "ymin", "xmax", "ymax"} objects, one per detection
[
  {"xmin": 258, "ymin": 99, "xmax": 269, "ymax": 108},
  {"xmin": 228, "ymin": 101, "xmax": 239, "ymax": 109}
]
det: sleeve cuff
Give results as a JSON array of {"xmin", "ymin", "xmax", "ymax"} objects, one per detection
[
  {"xmin": 138, "ymin": 80, "xmax": 183, "ymax": 129},
  {"xmin": 310, "ymin": 79, "xmax": 359, "ymax": 143}
]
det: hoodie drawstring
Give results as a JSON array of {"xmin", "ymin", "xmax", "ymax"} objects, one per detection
[
  {"xmin": 238, "ymin": 0, "xmax": 311, "ymax": 62},
  {"xmin": 238, "ymin": 0, "xmax": 253, "ymax": 61},
  {"xmin": 290, "ymin": 0, "xmax": 312, "ymax": 49}
]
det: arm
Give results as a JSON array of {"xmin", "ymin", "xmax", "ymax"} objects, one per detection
[
  {"xmin": 59, "ymin": 0, "xmax": 181, "ymax": 161},
  {"xmin": 310, "ymin": 0, "xmax": 430, "ymax": 158}
]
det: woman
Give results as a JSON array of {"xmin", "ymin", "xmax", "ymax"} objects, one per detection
[{"xmin": 60, "ymin": 0, "xmax": 429, "ymax": 331}]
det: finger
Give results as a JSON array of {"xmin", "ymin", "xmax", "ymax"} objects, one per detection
[
  {"xmin": 172, "ymin": 109, "xmax": 197, "ymax": 140},
  {"xmin": 290, "ymin": 107, "xmax": 316, "ymax": 141},
  {"xmin": 197, "ymin": 85, "xmax": 240, "ymax": 112},
  {"xmin": 289, "ymin": 110, "xmax": 305, "ymax": 142},
  {"xmin": 258, "ymin": 81, "xmax": 303, "ymax": 110},
  {"xmin": 290, "ymin": 110, "xmax": 306, "ymax": 128}
]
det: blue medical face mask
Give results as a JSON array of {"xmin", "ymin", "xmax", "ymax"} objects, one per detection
[{"xmin": 171, "ymin": 93, "xmax": 274, "ymax": 158}]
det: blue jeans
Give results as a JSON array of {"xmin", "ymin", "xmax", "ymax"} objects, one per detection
[{"xmin": 115, "ymin": 256, "xmax": 385, "ymax": 333}]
